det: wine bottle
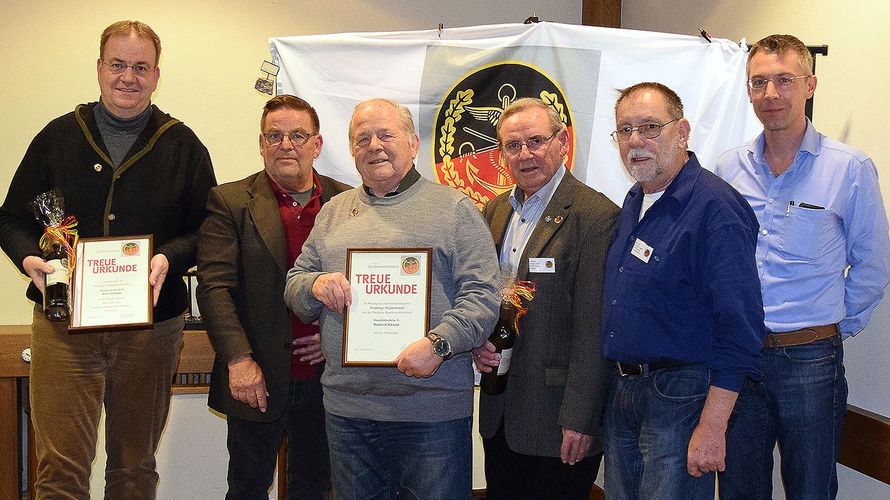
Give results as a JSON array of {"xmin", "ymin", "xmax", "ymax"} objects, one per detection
[
  {"xmin": 42, "ymin": 237, "xmax": 70, "ymax": 322},
  {"xmin": 480, "ymin": 299, "xmax": 516, "ymax": 395}
]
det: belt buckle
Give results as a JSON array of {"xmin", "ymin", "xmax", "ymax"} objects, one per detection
[{"xmin": 617, "ymin": 362, "xmax": 644, "ymax": 377}]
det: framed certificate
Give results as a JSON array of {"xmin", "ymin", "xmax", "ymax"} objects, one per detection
[
  {"xmin": 343, "ymin": 248, "xmax": 432, "ymax": 366},
  {"xmin": 69, "ymin": 235, "xmax": 153, "ymax": 332}
]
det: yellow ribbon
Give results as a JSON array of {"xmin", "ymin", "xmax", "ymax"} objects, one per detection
[
  {"xmin": 503, "ymin": 280, "xmax": 536, "ymax": 332},
  {"xmin": 38, "ymin": 215, "xmax": 79, "ymax": 277}
]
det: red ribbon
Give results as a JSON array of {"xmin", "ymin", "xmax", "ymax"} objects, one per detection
[{"xmin": 39, "ymin": 215, "xmax": 79, "ymax": 276}]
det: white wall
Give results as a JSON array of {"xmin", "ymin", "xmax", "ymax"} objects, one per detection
[{"xmin": 622, "ymin": 2, "xmax": 890, "ymax": 498}]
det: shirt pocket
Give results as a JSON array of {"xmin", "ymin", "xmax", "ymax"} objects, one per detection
[{"xmin": 774, "ymin": 206, "xmax": 841, "ymax": 261}]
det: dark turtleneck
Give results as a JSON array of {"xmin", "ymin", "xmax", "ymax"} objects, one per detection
[{"xmin": 94, "ymin": 100, "xmax": 153, "ymax": 169}]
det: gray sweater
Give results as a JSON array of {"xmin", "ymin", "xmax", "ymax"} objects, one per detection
[{"xmin": 284, "ymin": 176, "xmax": 500, "ymax": 422}]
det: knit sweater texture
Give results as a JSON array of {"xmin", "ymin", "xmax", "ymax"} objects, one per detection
[{"xmin": 284, "ymin": 176, "xmax": 500, "ymax": 422}]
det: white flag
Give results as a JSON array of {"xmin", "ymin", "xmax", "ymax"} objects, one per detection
[{"xmin": 271, "ymin": 22, "xmax": 760, "ymax": 205}]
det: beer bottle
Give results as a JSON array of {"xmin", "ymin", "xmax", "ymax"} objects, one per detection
[{"xmin": 480, "ymin": 299, "xmax": 516, "ymax": 395}]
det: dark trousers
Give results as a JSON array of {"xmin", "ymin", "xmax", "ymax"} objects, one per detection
[
  {"xmin": 226, "ymin": 379, "xmax": 330, "ymax": 500},
  {"xmin": 483, "ymin": 420, "xmax": 601, "ymax": 500}
]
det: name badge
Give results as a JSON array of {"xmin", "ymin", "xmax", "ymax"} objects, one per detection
[
  {"xmin": 630, "ymin": 238, "xmax": 653, "ymax": 263},
  {"xmin": 529, "ymin": 257, "xmax": 555, "ymax": 273}
]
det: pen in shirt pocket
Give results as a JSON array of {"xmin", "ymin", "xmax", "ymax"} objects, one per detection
[
  {"xmin": 798, "ymin": 201, "xmax": 824, "ymax": 209},
  {"xmin": 787, "ymin": 200, "xmax": 824, "ymax": 213}
]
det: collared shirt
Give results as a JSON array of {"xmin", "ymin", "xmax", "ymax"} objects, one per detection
[
  {"xmin": 715, "ymin": 120, "xmax": 890, "ymax": 338},
  {"xmin": 602, "ymin": 153, "xmax": 765, "ymax": 392},
  {"xmin": 361, "ymin": 165, "xmax": 421, "ymax": 197},
  {"xmin": 269, "ymin": 172, "xmax": 323, "ymax": 379},
  {"xmin": 499, "ymin": 165, "xmax": 566, "ymax": 274}
]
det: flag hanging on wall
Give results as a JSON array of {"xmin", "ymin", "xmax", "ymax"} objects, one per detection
[{"xmin": 271, "ymin": 22, "xmax": 759, "ymax": 205}]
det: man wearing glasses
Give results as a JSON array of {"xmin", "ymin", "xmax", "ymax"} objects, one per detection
[
  {"xmin": 0, "ymin": 21, "xmax": 216, "ymax": 497},
  {"xmin": 600, "ymin": 82, "xmax": 765, "ymax": 499},
  {"xmin": 198, "ymin": 95, "xmax": 350, "ymax": 498},
  {"xmin": 471, "ymin": 98, "xmax": 618, "ymax": 499},
  {"xmin": 284, "ymin": 98, "xmax": 500, "ymax": 499},
  {"xmin": 716, "ymin": 34, "xmax": 890, "ymax": 499}
]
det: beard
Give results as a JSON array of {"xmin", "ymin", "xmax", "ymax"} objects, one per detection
[{"xmin": 624, "ymin": 148, "xmax": 663, "ymax": 183}]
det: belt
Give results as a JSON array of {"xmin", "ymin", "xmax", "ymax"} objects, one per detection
[
  {"xmin": 615, "ymin": 361, "xmax": 679, "ymax": 377},
  {"xmin": 764, "ymin": 324, "xmax": 838, "ymax": 349}
]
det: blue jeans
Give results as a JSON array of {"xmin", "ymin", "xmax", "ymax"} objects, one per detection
[
  {"xmin": 325, "ymin": 412, "xmax": 472, "ymax": 500},
  {"xmin": 603, "ymin": 364, "xmax": 715, "ymax": 500},
  {"xmin": 720, "ymin": 337, "xmax": 846, "ymax": 500},
  {"xmin": 226, "ymin": 379, "xmax": 329, "ymax": 500}
]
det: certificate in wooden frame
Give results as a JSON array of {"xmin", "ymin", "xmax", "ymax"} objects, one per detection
[
  {"xmin": 342, "ymin": 248, "xmax": 432, "ymax": 366},
  {"xmin": 69, "ymin": 235, "xmax": 153, "ymax": 332}
]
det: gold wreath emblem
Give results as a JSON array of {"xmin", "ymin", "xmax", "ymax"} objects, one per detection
[
  {"xmin": 438, "ymin": 89, "xmax": 490, "ymax": 208},
  {"xmin": 437, "ymin": 88, "xmax": 568, "ymax": 209}
]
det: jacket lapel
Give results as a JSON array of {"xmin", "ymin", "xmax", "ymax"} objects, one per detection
[
  {"xmin": 247, "ymin": 172, "xmax": 288, "ymax": 273},
  {"xmin": 489, "ymin": 199, "xmax": 513, "ymax": 256},
  {"xmin": 516, "ymin": 174, "xmax": 575, "ymax": 279}
]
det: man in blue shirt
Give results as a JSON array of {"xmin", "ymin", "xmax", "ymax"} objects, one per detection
[
  {"xmin": 715, "ymin": 34, "xmax": 890, "ymax": 500},
  {"xmin": 601, "ymin": 82, "xmax": 765, "ymax": 499}
]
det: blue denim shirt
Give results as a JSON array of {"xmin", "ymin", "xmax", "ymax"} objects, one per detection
[
  {"xmin": 715, "ymin": 120, "xmax": 890, "ymax": 338},
  {"xmin": 602, "ymin": 153, "xmax": 765, "ymax": 392}
]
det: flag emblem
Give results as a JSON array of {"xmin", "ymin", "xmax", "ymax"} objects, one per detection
[{"xmin": 432, "ymin": 62, "xmax": 574, "ymax": 208}]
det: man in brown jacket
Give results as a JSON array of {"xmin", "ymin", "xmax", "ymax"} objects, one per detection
[{"xmin": 197, "ymin": 95, "xmax": 350, "ymax": 499}]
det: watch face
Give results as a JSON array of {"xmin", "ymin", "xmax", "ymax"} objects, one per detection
[
  {"xmin": 428, "ymin": 336, "xmax": 449, "ymax": 357},
  {"xmin": 427, "ymin": 334, "xmax": 452, "ymax": 358},
  {"xmin": 434, "ymin": 339, "xmax": 450, "ymax": 356}
]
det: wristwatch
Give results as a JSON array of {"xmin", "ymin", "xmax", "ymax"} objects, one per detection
[{"xmin": 426, "ymin": 333, "xmax": 453, "ymax": 359}]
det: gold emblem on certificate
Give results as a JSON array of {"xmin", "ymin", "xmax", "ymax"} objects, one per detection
[
  {"xmin": 69, "ymin": 235, "xmax": 153, "ymax": 332},
  {"xmin": 343, "ymin": 248, "xmax": 432, "ymax": 366}
]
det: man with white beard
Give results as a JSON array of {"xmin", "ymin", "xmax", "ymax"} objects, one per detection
[{"xmin": 600, "ymin": 82, "xmax": 765, "ymax": 499}]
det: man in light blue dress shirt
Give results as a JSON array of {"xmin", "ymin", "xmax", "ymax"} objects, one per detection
[{"xmin": 715, "ymin": 34, "xmax": 890, "ymax": 500}]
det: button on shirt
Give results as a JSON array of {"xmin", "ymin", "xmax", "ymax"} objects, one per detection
[
  {"xmin": 500, "ymin": 165, "xmax": 566, "ymax": 275},
  {"xmin": 602, "ymin": 153, "xmax": 765, "ymax": 392},
  {"xmin": 715, "ymin": 120, "xmax": 890, "ymax": 338},
  {"xmin": 269, "ymin": 174, "xmax": 323, "ymax": 380}
]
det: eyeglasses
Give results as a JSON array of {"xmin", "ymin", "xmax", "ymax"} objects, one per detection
[
  {"xmin": 611, "ymin": 119, "xmax": 678, "ymax": 143},
  {"xmin": 101, "ymin": 60, "xmax": 154, "ymax": 77},
  {"xmin": 262, "ymin": 131, "xmax": 316, "ymax": 147},
  {"xmin": 748, "ymin": 75, "xmax": 810, "ymax": 91},
  {"xmin": 501, "ymin": 130, "xmax": 559, "ymax": 156}
]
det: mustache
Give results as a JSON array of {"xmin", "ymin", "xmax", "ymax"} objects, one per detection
[{"xmin": 624, "ymin": 148, "xmax": 655, "ymax": 165}]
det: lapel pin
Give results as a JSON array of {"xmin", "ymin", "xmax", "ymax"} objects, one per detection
[
  {"xmin": 544, "ymin": 216, "xmax": 552, "ymax": 222},
  {"xmin": 351, "ymin": 207, "xmax": 358, "ymax": 217},
  {"xmin": 93, "ymin": 163, "xmax": 102, "ymax": 172},
  {"xmin": 554, "ymin": 215, "xmax": 563, "ymax": 224}
]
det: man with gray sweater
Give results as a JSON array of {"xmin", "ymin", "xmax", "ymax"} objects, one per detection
[{"xmin": 284, "ymin": 98, "xmax": 500, "ymax": 500}]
